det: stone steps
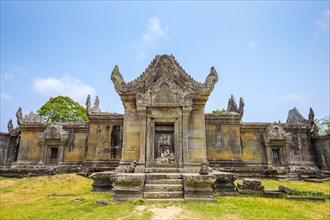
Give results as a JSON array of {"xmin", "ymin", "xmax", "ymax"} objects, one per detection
[
  {"xmin": 143, "ymin": 172, "xmax": 183, "ymax": 199},
  {"xmin": 146, "ymin": 179, "xmax": 182, "ymax": 184},
  {"xmin": 145, "ymin": 168, "xmax": 183, "ymax": 173},
  {"xmin": 145, "ymin": 173, "xmax": 182, "ymax": 180},
  {"xmin": 144, "ymin": 184, "xmax": 183, "ymax": 192},
  {"xmin": 144, "ymin": 191, "xmax": 183, "ymax": 199}
]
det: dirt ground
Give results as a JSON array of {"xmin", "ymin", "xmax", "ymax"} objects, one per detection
[{"xmin": 136, "ymin": 205, "xmax": 183, "ymax": 220}]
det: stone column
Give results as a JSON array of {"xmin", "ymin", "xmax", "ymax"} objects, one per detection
[
  {"xmin": 135, "ymin": 107, "xmax": 146, "ymax": 173},
  {"xmin": 176, "ymin": 117, "xmax": 183, "ymax": 168},
  {"xmin": 146, "ymin": 117, "xmax": 152, "ymax": 167},
  {"xmin": 182, "ymin": 107, "xmax": 191, "ymax": 165}
]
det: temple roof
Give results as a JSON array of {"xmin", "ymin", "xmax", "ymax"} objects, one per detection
[
  {"xmin": 286, "ymin": 107, "xmax": 307, "ymax": 124},
  {"xmin": 111, "ymin": 54, "xmax": 218, "ymax": 96}
]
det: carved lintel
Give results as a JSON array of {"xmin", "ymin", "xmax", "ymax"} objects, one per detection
[{"xmin": 147, "ymin": 107, "xmax": 182, "ymax": 118}]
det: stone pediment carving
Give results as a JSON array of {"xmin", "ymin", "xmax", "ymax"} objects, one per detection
[
  {"xmin": 23, "ymin": 111, "xmax": 45, "ymax": 123},
  {"xmin": 286, "ymin": 108, "xmax": 307, "ymax": 124},
  {"xmin": 39, "ymin": 124, "xmax": 68, "ymax": 142},
  {"xmin": 111, "ymin": 54, "xmax": 218, "ymax": 97},
  {"xmin": 136, "ymin": 74, "xmax": 194, "ymax": 107},
  {"xmin": 263, "ymin": 123, "xmax": 292, "ymax": 143}
]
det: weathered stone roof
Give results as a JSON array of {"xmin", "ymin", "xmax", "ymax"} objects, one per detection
[
  {"xmin": 286, "ymin": 107, "xmax": 307, "ymax": 124},
  {"xmin": 111, "ymin": 54, "xmax": 218, "ymax": 96}
]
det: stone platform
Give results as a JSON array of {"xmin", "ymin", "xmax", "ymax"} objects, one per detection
[{"xmin": 90, "ymin": 169, "xmax": 241, "ymax": 202}]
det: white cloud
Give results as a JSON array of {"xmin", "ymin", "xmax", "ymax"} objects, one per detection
[
  {"xmin": 33, "ymin": 75, "xmax": 96, "ymax": 102},
  {"xmin": 133, "ymin": 17, "xmax": 169, "ymax": 58},
  {"xmin": 248, "ymin": 41, "xmax": 256, "ymax": 49},
  {"xmin": 314, "ymin": 9, "xmax": 329, "ymax": 36},
  {"xmin": 0, "ymin": 93, "xmax": 13, "ymax": 101},
  {"xmin": 1, "ymin": 66, "xmax": 29, "ymax": 81},
  {"xmin": 279, "ymin": 93, "xmax": 314, "ymax": 106}
]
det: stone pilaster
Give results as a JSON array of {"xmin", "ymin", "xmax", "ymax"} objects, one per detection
[{"xmin": 135, "ymin": 107, "xmax": 146, "ymax": 173}]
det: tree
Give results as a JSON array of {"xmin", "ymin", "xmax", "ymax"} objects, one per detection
[
  {"xmin": 212, "ymin": 108, "xmax": 226, "ymax": 114},
  {"xmin": 315, "ymin": 116, "xmax": 330, "ymax": 135},
  {"xmin": 37, "ymin": 96, "xmax": 88, "ymax": 122}
]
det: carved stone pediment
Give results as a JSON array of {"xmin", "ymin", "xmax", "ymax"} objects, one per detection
[
  {"xmin": 263, "ymin": 123, "xmax": 292, "ymax": 143},
  {"xmin": 39, "ymin": 124, "xmax": 68, "ymax": 142},
  {"xmin": 136, "ymin": 71, "xmax": 195, "ymax": 107},
  {"xmin": 23, "ymin": 111, "xmax": 45, "ymax": 123},
  {"xmin": 111, "ymin": 54, "xmax": 218, "ymax": 96},
  {"xmin": 286, "ymin": 108, "xmax": 307, "ymax": 124}
]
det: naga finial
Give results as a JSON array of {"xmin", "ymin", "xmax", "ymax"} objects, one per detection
[
  {"xmin": 16, "ymin": 107, "xmax": 23, "ymax": 126},
  {"xmin": 204, "ymin": 67, "xmax": 218, "ymax": 93},
  {"xmin": 111, "ymin": 65, "xmax": 126, "ymax": 94},
  {"xmin": 238, "ymin": 97, "xmax": 245, "ymax": 116},
  {"xmin": 86, "ymin": 95, "xmax": 91, "ymax": 115}
]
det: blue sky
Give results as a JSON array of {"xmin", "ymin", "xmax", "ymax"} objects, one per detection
[{"xmin": 1, "ymin": 1, "xmax": 329, "ymax": 132}]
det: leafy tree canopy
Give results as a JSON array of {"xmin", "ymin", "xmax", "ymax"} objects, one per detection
[
  {"xmin": 315, "ymin": 116, "xmax": 330, "ymax": 135},
  {"xmin": 37, "ymin": 96, "xmax": 88, "ymax": 122},
  {"xmin": 212, "ymin": 108, "xmax": 226, "ymax": 114}
]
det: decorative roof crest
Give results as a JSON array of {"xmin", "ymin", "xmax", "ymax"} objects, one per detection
[{"xmin": 111, "ymin": 54, "xmax": 218, "ymax": 96}]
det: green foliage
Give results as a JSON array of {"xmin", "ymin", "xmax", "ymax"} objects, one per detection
[
  {"xmin": 315, "ymin": 116, "xmax": 330, "ymax": 135},
  {"xmin": 37, "ymin": 96, "xmax": 87, "ymax": 122},
  {"xmin": 212, "ymin": 108, "xmax": 226, "ymax": 114}
]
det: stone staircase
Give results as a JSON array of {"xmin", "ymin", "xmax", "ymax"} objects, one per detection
[{"xmin": 143, "ymin": 168, "xmax": 183, "ymax": 200}]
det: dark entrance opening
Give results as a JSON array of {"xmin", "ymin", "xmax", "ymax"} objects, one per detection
[
  {"xmin": 111, "ymin": 125, "xmax": 120, "ymax": 159},
  {"xmin": 154, "ymin": 123, "xmax": 174, "ymax": 164},
  {"xmin": 48, "ymin": 146, "xmax": 59, "ymax": 164}
]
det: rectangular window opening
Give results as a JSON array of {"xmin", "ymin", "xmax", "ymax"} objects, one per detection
[
  {"xmin": 50, "ymin": 147, "xmax": 58, "ymax": 159},
  {"xmin": 272, "ymin": 148, "xmax": 280, "ymax": 163}
]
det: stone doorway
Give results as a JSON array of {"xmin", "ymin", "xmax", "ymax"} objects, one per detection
[{"xmin": 154, "ymin": 123, "xmax": 175, "ymax": 165}]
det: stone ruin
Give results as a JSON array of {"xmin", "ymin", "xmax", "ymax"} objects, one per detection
[{"xmin": 0, "ymin": 54, "xmax": 329, "ymax": 201}]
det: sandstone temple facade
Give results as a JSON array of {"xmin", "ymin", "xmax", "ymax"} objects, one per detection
[{"xmin": 1, "ymin": 55, "xmax": 329, "ymax": 182}]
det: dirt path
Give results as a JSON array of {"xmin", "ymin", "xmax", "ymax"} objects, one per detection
[{"xmin": 136, "ymin": 205, "xmax": 183, "ymax": 220}]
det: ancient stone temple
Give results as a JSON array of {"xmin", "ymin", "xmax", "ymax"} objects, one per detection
[
  {"xmin": 111, "ymin": 54, "xmax": 218, "ymax": 173},
  {"xmin": 0, "ymin": 54, "xmax": 329, "ymax": 201}
]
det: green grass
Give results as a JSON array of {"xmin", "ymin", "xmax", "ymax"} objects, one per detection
[{"xmin": 1, "ymin": 174, "xmax": 329, "ymax": 220}]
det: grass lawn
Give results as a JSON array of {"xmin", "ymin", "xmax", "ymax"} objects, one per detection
[{"xmin": 0, "ymin": 174, "xmax": 329, "ymax": 220}]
